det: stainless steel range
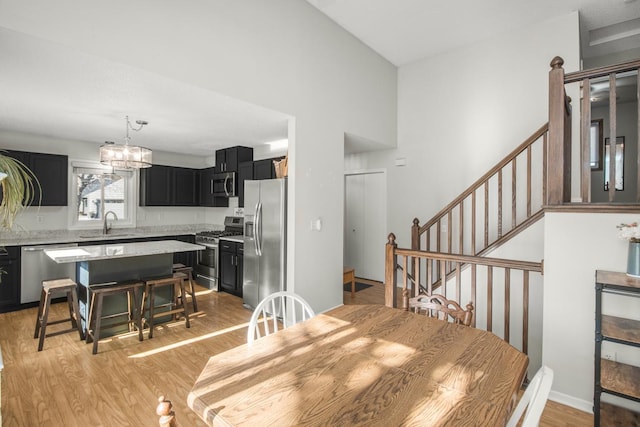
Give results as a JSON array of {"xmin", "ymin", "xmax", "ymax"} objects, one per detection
[{"xmin": 194, "ymin": 216, "xmax": 243, "ymax": 290}]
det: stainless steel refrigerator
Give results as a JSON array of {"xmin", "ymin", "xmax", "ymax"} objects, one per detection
[{"xmin": 243, "ymin": 178, "xmax": 287, "ymax": 309}]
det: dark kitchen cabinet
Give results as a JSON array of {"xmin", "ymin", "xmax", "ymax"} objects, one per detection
[
  {"xmin": 199, "ymin": 167, "xmax": 229, "ymax": 207},
  {"xmin": 4, "ymin": 150, "xmax": 68, "ymax": 206},
  {"xmin": 237, "ymin": 161, "xmax": 253, "ymax": 208},
  {"xmin": 140, "ymin": 165, "xmax": 172, "ymax": 206},
  {"xmin": 253, "ymin": 158, "xmax": 276, "ymax": 180},
  {"xmin": 140, "ymin": 165, "xmax": 199, "ymax": 207},
  {"xmin": 0, "ymin": 246, "xmax": 21, "ymax": 311},
  {"xmin": 219, "ymin": 240, "xmax": 243, "ymax": 297},
  {"xmin": 215, "ymin": 146, "xmax": 253, "ymax": 173},
  {"xmin": 173, "ymin": 167, "xmax": 199, "ymax": 206}
]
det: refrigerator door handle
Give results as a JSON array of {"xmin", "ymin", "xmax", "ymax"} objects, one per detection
[
  {"xmin": 253, "ymin": 201, "xmax": 260, "ymax": 255},
  {"xmin": 256, "ymin": 201, "xmax": 263, "ymax": 256}
]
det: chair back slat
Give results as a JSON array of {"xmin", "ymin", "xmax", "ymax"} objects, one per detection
[
  {"xmin": 248, "ymin": 291, "xmax": 315, "ymax": 345},
  {"xmin": 408, "ymin": 293, "xmax": 474, "ymax": 326}
]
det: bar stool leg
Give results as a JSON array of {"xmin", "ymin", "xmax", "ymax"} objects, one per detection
[
  {"xmin": 148, "ymin": 285, "xmax": 156, "ymax": 339},
  {"xmin": 187, "ymin": 271, "xmax": 198, "ymax": 313},
  {"xmin": 91, "ymin": 293, "xmax": 105, "ymax": 355},
  {"xmin": 37, "ymin": 291, "xmax": 52, "ymax": 352},
  {"xmin": 179, "ymin": 279, "xmax": 190, "ymax": 329},
  {"xmin": 34, "ymin": 288, "xmax": 46, "ymax": 339},
  {"xmin": 70, "ymin": 287, "xmax": 85, "ymax": 341},
  {"xmin": 133, "ymin": 287, "xmax": 143, "ymax": 342}
]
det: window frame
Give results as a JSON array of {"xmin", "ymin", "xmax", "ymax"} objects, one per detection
[{"xmin": 67, "ymin": 160, "xmax": 138, "ymax": 230}]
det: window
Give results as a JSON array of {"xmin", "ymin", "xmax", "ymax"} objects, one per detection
[
  {"xmin": 69, "ymin": 163, "xmax": 136, "ymax": 229},
  {"xmin": 590, "ymin": 119, "xmax": 603, "ymax": 170}
]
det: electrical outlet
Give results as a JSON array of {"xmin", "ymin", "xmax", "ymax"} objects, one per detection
[{"xmin": 603, "ymin": 352, "xmax": 616, "ymax": 362}]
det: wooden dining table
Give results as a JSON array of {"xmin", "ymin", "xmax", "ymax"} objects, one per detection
[{"xmin": 188, "ymin": 304, "xmax": 529, "ymax": 426}]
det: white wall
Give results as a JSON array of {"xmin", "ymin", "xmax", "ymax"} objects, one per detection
[
  {"xmin": 0, "ymin": 0, "xmax": 398, "ymax": 313},
  {"xmin": 544, "ymin": 212, "xmax": 640, "ymax": 413},
  {"xmin": 350, "ymin": 13, "xmax": 580, "ymax": 249}
]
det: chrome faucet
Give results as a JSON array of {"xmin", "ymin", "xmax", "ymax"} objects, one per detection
[{"xmin": 103, "ymin": 210, "xmax": 118, "ymax": 234}]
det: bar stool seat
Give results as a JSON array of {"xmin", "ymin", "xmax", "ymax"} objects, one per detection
[
  {"xmin": 172, "ymin": 263, "xmax": 198, "ymax": 313},
  {"xmin": 34, "ymin": 278, "xmax": 84, "ymax": 351},
  {"xmin": 143, "ymin": 272, "xmax": 190, "ymax": 339},
  {"xmin": 85, "ymin": 280, "xmax": 145, "ymax": 355}
]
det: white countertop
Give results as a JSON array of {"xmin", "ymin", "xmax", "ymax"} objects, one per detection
[
  {"xmin": 0, "ymin": 223, "xmax": 221, "ymax": 246},
  {"xmin": 45, "ymin": 240, "xmax": 205, "ymax": 263}
]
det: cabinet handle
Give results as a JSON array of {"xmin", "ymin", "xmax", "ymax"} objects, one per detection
[{"xmin": 210, "ymin": 179, "xmax": 213, "ymax": 195}]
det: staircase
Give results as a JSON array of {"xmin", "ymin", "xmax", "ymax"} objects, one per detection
[{"xmin": 384, "ymin": 56, "xmax": 640, "ymax": 358}]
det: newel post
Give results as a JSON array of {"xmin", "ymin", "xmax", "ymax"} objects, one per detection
[
  {"xmin": 547, "ymin": 56, "xmax": 571, "ymax": 205},
  {"xmin": 385, "ymin": 233, "xmax": 397, "ymax": 308},
  {"xmin": 411, "ymin": 218, "xmax": 420, "ymax": 251}
]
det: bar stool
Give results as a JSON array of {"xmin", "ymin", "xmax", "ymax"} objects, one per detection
[
  {"xmin": 172, "ymin": 263, "xmax": 198, "ymax": 313},
  {"xmin": 34, "ymin": 278, "xmax": 84, "ymax": 351},
  {"xmin": 85, "ymin": 281, "xmax": 145, "ymax": 355},
  {"xmin": 143, "ymin": 272, "xmax": 190, "ymax": 339}
]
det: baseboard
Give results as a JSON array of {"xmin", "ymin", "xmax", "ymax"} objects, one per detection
[{"xmin": 549, "ymin": 390, "xmax": 593, "ymax": 414}]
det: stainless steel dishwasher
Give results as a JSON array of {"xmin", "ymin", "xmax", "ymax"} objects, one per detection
[{"xmin": 21, "ymin": 243, "xmax": 78, "ymax": 304}]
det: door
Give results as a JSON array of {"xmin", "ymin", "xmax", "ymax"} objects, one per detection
[{"xmin": 344, "ymin": 171, "xmax": 386, "ymax": 281}]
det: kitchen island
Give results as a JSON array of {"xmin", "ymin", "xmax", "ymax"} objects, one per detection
[{"xmin": 45, "ymin": 240, "xmax": 205, "ymax": 333}]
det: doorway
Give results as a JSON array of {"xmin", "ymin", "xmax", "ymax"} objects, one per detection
[{"xmin": 344, "ymin": 170, "xmax": 386, "ymax": 282}]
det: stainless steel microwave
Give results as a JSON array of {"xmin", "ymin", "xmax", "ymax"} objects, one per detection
[{"xmin": 213, "ymin": 172, "xmax": 235, "ymax": 197}]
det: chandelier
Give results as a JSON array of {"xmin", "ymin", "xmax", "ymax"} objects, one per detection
[{"xmin": 99, "ymin": 116, "xmax": 152, "ymax": 169}]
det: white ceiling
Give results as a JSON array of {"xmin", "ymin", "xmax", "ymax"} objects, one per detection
[
  {"xmin": 0, "ymin": 28, "xmax": 291, "ymax": 157},
  {"xmin": 1, "ymin": 1, "xmax": 639, "ymax": 158},
  {"xmin": 305, "ymin": 0, "xmax": 640, "ymax": 66}
]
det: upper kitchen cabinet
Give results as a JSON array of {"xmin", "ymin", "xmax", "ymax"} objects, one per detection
[
  {"xmin": 215, "ymin": 146, "xmax": 253, "ymax": 173},
  {"xmin": 3, "ymin": 150, "xmax": 68, "ymax": 206},
  {"xmin": 237, "ymin": 161, "xmax": 253, "ymax": 207},
  {"xmin": 140, "ymin": 165, "xmax": 172, "ymax": 206},
  {"xmin": 253, "ymin": 158, "xmax": 279, "ymax": 180},
  {"xmin": 173, "ymin": 167, "xmax": 199, "ymax": 206},
  {"xmin": 140, "ymin": 165, "xmax": 199, "ymax": 207}
]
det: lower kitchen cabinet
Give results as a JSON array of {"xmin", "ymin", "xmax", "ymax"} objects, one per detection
[
  {"xmin": 219, "ymin": 240, "xmax": 243, "ymax": 297},
  {"xmin": 0, "ymin": 247, "xmax": 21, "ymax": 311}
]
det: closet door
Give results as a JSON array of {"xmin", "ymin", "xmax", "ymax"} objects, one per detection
[{"xmin": 344, "ymin": 171, "xmax": 385, "ymax": 281}]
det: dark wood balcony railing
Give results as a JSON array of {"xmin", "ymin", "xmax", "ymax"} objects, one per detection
[{"xmin": 549, "ymin": 56, "xmax": 640, "ymax": 204}]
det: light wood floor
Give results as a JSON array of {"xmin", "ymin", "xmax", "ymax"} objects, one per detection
[{"xmin": 0, "ymin": 279, "xmax": 594, "ymax": 426}]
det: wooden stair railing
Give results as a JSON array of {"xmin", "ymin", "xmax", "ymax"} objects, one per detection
[
  {"xmin": 550, "ymin": 56, "xmax": 640, "ymax": 204},
  {"xmin": 410, "ymin": 123, "xmax": 548, "ymax": 293},
  {"xmin": 385, "ymin": 233, "xmax": 543, "ymax": 355}
]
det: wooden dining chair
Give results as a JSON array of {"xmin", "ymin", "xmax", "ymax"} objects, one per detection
[
  {"xmin": 408, "ymin": 292, "xmax": 474, "ymax": 326},
  {"xmin": 247, "ymin": 291, "xmax": 315, "ymax": 345},
  {"xmin": 506, "ymin": 365, "xmax": 554, "ymax": 427}
]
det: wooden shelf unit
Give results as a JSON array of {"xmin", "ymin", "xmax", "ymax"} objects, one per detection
[{"xmin": 594, "ymin": 270, "xmax": 640, "ymax": 426}]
